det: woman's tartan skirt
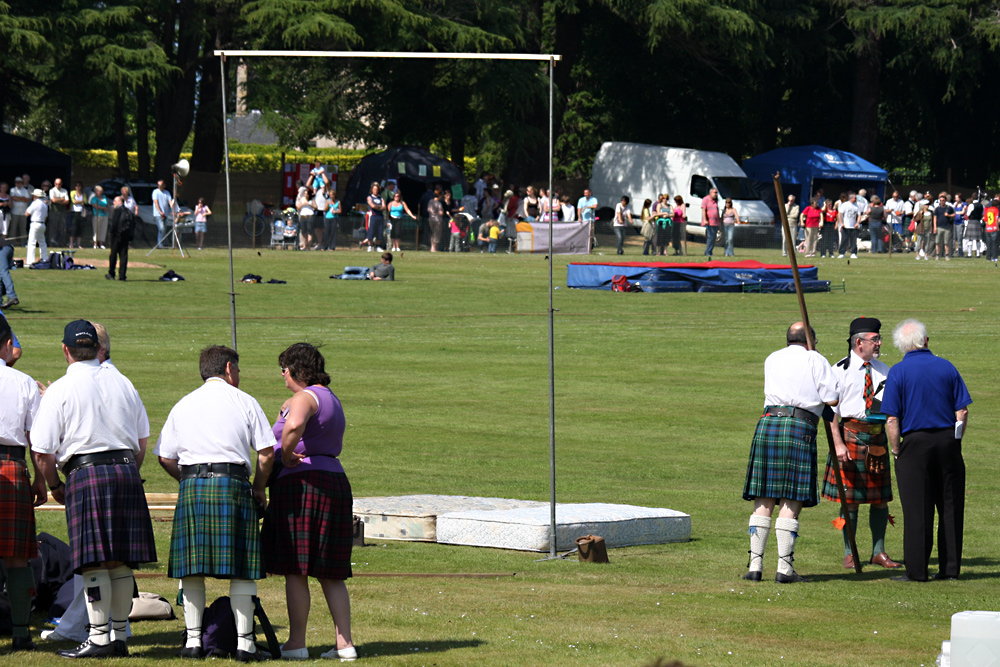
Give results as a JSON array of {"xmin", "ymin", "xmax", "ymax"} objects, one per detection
[
  {"xmin": 169, "ymin": 475, "xmax": 263, "ymax": 580},
  {"xmin": 262, "ymin": 471, "xmax": 353, "ymax": 580},
  {"xmin": 743, "ymin": 415, "xmax": 820, "ymax": 507},
  {"xmin": 821, "ymin": 424, "xmax": 893, "ymax": 504},
  {"xmin": 0, "ymin": 458, "xmax": 38, "ymax": 559},
  {"xmin": 65, "ymin": 461, "xmax": 156, "ymax": 572}
]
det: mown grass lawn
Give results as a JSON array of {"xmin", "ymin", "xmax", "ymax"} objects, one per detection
[{"xmin": 7, "ymin": 238, "xmax": 998, "ymax": 666}]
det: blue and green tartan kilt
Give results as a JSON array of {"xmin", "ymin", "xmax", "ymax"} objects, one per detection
[
  {"xmin": 65, "ymin": 461, "xmax": 156, "ymax": 572},
  {"xmin": 262, "ymin": 471, "xmax": 353, "ymax": 580},
  {"xmin": 169, "ymin": 475, "xmax": 263, "ymax": 580},
  {"xmin": 743, "ymin": 415, "xmax": 819, "ymax": 507},
  {"xmin": 822, "ymin": 425, "xmax": 893, "ymax": 504},
  {"xmin": 0, "ymin": 458, "xmax": 38, "ymax": 559}
]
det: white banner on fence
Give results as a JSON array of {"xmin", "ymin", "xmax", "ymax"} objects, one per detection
[{"xmin": 515, "ymin": 221, "xmax": 591, "ymax": 254}]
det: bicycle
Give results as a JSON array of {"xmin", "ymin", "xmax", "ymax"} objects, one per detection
[{"xmin": 243, "ymin": 200, "xmax": 275, "ymax": 238}]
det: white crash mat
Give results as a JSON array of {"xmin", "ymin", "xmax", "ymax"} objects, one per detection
[
  {"xmin": 353, "ymin": 495, "xmax": 546, "ymax": 542},
  {"xmin": 436, "ymin": 503, "xmax": 691, "ymax": 552}
]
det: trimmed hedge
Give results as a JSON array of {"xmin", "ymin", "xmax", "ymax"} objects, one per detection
[{"xmin": 63, "ymin": 148, "xmax": 478, "ymax": 182}]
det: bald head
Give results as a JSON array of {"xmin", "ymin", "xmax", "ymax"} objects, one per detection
[{"xmin": 786, "ymin": 321, "xmax": 815, "ymax": 347}]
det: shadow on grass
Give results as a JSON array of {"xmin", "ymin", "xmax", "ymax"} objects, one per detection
[
  {"xmin": 119, "ymin": 631, "xmax": 485, "ymax": 659},
  {"xmin": 353, "ymin": 639, "xmax": 486, "ymax": 657}
]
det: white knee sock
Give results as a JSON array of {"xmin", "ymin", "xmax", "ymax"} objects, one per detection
[
  {"xmin": 229, "ymin": 579, "xmax": 257, "ymax": 653},
  {"xmin": 747, "ymin": 514, "xmax": 772, "ymax": 573},
  {"xmin": 181, "ymin": 576, "xmax": 207, "ymax": 649},
  {"xmin": 775, "ymin": 518, "xmax": 800, "ymax": 576},
  {"xmin": 108, "ymin": 565, "xmax": 134, "ymax": 643},
  {"xmin": 82, "ymin": 569, "xmax": 112, "ymax": 646}
]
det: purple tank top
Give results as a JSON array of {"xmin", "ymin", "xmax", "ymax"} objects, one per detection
[{"xmin": 272, "ymin": 385, "xmax": 346, "ymax": 478}]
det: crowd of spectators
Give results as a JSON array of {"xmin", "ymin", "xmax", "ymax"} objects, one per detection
[{"xmin": 785, "ymin": 188, "xmax": 1000, "ymax": 262}]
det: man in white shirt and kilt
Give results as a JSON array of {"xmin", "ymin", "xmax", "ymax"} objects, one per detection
[
  {"xmin": 742, "ymin": 322, "xmax": 840, "ymax": 583},
  {"xmin": 0, "ymin": 315, "xmax": 46, "ymax": 650},
  {"xmin": 32, "ymin": 320, "xmax": 156, "ymax": 658},
  {"xmin": 822, "ymin": 317, "xmax": 900, "ymax": 570},
  {"xmin": 155, "ymin": 346, "xmax": 276, "ymax": 661}
]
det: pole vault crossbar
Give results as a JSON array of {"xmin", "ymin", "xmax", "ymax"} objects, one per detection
[{"xmin": 217, "ymin": 49, "xmax": 562, "ymax": 558}]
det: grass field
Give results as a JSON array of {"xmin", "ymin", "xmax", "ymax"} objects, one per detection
[{"xmin": 6, "ymin": 236, "xmax": 999, "ymax": 666}]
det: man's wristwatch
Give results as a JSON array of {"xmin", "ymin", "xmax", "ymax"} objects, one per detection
[{"xmin": 48, "ymin": 480, "xmax": 64, "ymax": 491}]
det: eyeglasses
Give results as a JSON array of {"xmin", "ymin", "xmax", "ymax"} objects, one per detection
[
  {"xmin": 280, "ymin": 367, "xmax": 288, "ymax": 375},
  {"xmin": 861, "ymin": 335, "xmax": 882, "ymax": 343}
]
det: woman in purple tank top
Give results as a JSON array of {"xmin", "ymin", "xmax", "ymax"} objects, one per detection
[{"xmin": 260, "ymin": 343, "xmax": 356, "ymax": 661}]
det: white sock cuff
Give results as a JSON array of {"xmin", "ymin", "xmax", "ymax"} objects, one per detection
[
  {"xmin": 84, "ymin": 568, "xmax": 112, "ymax": 589},
  {"xmin": 775, "ymin": 518, "xmax": 799, "ymax": 533},
  {"xmin": 229, "ymin": 579, "xmax": 257, "ymax": 597},
  {"xmin": 182, "ymin": 576, "xmax": 206, "ymax": 594},
  {"xmin": 750, "ymin": 514, "xmax": 771, "ymax": 529}
]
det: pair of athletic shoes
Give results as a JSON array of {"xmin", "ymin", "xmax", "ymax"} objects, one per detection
[{"xmin": 281, "ymin": 643, "xmax": 357, "ymax": 661}]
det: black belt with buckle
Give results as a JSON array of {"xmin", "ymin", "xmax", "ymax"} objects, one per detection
[
  {"xmin": 179, "ymin": 462, "xmax": 250, "ymax": 482},
  {"xmin": 764, "ymin": 406, "xmax": 820, "ymax": 426},
  {"xmin": 0, "ymin": 444, "xmax": 26, "ymax": 462},
  {"xmin": 63, "ymin": 450, "xmax": 134, "ymax": 477}
]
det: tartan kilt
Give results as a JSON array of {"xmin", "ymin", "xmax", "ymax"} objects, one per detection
[
  {"xmin": 169, "ymin": 476, "xmax": 263, "ymax": 580},
  {"xmin": 965, "ymin": 221, "xmax": 983, "ymax": 243},
  {"xmin": 65, "ymin": 461, "xmax": 156, "ymax": 572},
  {"xmin": 743, "ymin": 415, "xmax": 819, "ymax": 507},
  {"xmin": 0, "ymin": 458, "xmax": 38, "ymax": 559},
  {"xmin": 262, "ymin": 471, "xmax": 352, "ymax": 580},
  {"xmin": 822, "ymin": 425, "xmax": 893, "ymax": 504}
]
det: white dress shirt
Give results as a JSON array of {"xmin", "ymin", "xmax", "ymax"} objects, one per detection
[
  {"xmin": 763, "ymin": 344, "xmax": 840, "ymax": 416},
  {"xmin": 31, "ymin": 359, "xmax": 149, "ymax": 467},
  {"xmin": 0, "ymin": 359, "xmax": 41, "ymax": 449},
  {"xmin": 832, "ymin": 350, "xmax": 889, "ymax": 420},
  {"xmin": 154, "ymin": 377, "xmax": 276, "ymax": 467}
]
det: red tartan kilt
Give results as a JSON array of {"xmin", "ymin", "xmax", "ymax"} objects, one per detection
[
  {"xmin": 0, "ymin": 459, "xmax": 39, "ymax": 559},
  {"xmin": 261, "ymin": 470, "xmax": 352, "ymax": 580},
  {"xmin": 822, "ymin": 424, "xmax": 893, "ymax": 504}
]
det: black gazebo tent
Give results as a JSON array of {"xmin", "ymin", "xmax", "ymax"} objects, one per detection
[
  {"xmin": 0, "ymin": 133, "xmax": 72, "ymax": 187},
  {"xmin": 342, "ymin": 145, "xmax": 466, "ymax": 213}
]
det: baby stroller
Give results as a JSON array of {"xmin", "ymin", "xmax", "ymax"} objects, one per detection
[
  {"xmin": 270, "ymin": 208, "xmax": 299, "ymax": 250},
  {"xmin": 452, "ymin": 210, "xmax": 476, "ymax": 252}
]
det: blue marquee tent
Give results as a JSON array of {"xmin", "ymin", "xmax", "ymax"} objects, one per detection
[{"xmin": 743, "ymin": 146, "xmax": 888, "ymax": 213}]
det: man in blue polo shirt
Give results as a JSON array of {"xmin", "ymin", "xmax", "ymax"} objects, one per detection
[{"xmin": 882, "ymin": 319, "xmax": 971, "ymax": 582}]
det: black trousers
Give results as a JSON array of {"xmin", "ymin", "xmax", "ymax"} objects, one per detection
[
  {"xmin": 838, "ymin": 227, "xmax": 858, "ymax": 255},
  {"xmin": 108, "ymin": 236, "xmax": 129, "ymax": 280},
  {"xmin": 894, "ymin": 427, "xmax": 965, "ymax": 580}
]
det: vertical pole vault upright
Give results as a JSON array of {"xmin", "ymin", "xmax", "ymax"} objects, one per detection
[{"xmin": 215, "ymin": 49, "xmax": 562, "ymax": 553}]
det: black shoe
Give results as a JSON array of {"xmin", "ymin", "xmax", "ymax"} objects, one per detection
[
  {"xmin": 933, "ymin": 573, "xmax": 959, "ymax": 581},
  {"xmin": 11, "ymin": 636, "xmax": 36, "ymax": 651},
  {"xmin": 235, "ymin": 649, "xmax": 264, "ymax": 662},
  {"xmin": 0, "ymin": 298, "xmax": 18, "ymax": 309},
  {"xmin": 118, "ymin": 277, "xmax": 126, "ymax": 281},
  {"xmin": 178, "ymin": 646, "xmax": 204, "ymax": 659},
  {"xmin": 112, "ymin": 640, "xmax": 128, "ymax": 657},
  {"xmin": 105, "ymin": 273, "xmax": 114, "ymax": 280},
  {"xmin": 57, "ymin": 639, "xmax": 117, "ymax": 658},
  {"xmin": 891, "ymin": 573, "xmax": 925, "ymax": 582},
  {"xmin": 775, "ymin": 571, "xmax": 809, "ymax": 583},
  {"xmin": 743, "ymin": 571, "xmax": 762, "ymax": 581}
]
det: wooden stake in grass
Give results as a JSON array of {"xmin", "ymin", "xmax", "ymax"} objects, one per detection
[{"xmin": 773, "ymin": 173, "xmax": 863, "ymax": 575}]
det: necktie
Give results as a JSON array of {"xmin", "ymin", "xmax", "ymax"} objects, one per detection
[{"xmin": 863, "ymin": 361, "xmax": 873, "ymax": 416}]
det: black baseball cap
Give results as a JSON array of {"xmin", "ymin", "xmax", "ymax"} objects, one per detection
[{"xmin": 63, "ymin": 319, "xmax": 98, "ymax": 348}]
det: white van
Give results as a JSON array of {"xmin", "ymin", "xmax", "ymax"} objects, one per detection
[{"xmin": 588, "ymin": 142, "xmax": 775, "ymax": 245}]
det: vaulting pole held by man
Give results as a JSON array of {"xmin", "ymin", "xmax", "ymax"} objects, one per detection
[{"xmin": 773, "ymin": 173, "xmax": 863, "ymax": 575}]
